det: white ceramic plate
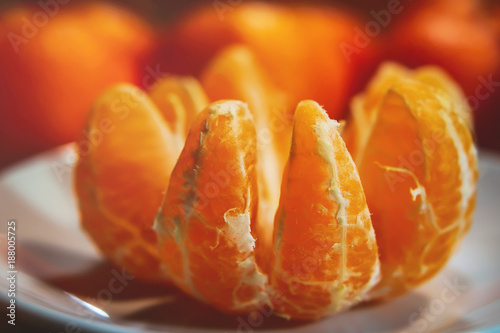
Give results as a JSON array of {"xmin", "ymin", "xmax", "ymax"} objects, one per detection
[{"xmin": 1, "ymin": 145, "xmax": 500, "ymax": 333}]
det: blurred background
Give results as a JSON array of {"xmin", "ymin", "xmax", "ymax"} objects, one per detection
[{"xmin": 1, "ymin": 0, "xmax": 499, "ymax": 170}]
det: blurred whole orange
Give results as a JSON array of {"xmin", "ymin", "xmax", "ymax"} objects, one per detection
[
  {"xmin": 0, "ymin": 1, "xmax": 155, "ymax": 168},
  {"xmin": 152, "ymin": 2, "xmax": 381, "ymax": 120}
]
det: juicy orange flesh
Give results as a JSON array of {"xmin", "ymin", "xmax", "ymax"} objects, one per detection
[
  {"xmin": 75, "ymin": 85, "xmax": 175, "ymax": 281},
  {"xmin": 75, "ymin": 79, "xmax": 207, "ymax": 282},
  {"xmin": 157, "ymin": 100, "xmax": 269, "ymax": 313},
  {"xmin": 357, "ymin": 82, "xmax": 477, "ymax": 297},
  {"xmin": 271, "ymin": 100, "xmax": 379, "ymax": 319},
  {"xmin": 74, "ymin": 61, "xmax": 478, "ymax": 318},
  {"xmin": 148, "ymin": 76, "xmax": 208, "ymax": 136},
  {"xmin": 201, "ymin": 45, "xmax": 293, "ymax": 275},
  {"xmin": 344, "ymin": 62, "xmax": 473, "ymax": 162}
]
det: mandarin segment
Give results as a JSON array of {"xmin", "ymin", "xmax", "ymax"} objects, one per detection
[
  {"xmin": 270, "ymin": 100, "xmax": 380, "ymax": 319},
  {"xmin": 201, "ymin": 45, "xmax": 293, "ymax": 274},
  {"xmin": 155, "ymin": 100, "xmax": 270, "ymax": 313},
  {"xmin": 355, "ymin": 81, "xmax": 478, "ymax": 298},
  {"xmin": 149, "ymin": 76, "xmax": 208, "ymax": 137},
  {"xmin": 344, "ymin": 62, "xmax": 473, "ymax": 162},
  {"xmin": 74, "ymin": 78, "xmax": 207, "ymax": 282}
]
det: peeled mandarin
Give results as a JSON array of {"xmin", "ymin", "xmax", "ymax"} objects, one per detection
[{"xmin": 270, "ymin": 100, "xmax": 380, "ymax": 319}]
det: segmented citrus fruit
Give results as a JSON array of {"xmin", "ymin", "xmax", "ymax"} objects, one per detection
[
  {"xmin": 344, "ymin": 62, "xmax": 473, "ymax": 162},
  {"xmin": 74, "ymin": 77, "xmax": 207, "ymax": 282},
  {"xmin": 344, "ymin": 63, "xmax": 478, "ymax": 298},
  {"xmin": 200, "ymin": 44, "xmax": 292, "ymax": 274},
  {"xmin": 74, "ymin": 61, "xmax": 478, "ymax": 319},
  {"xmin": 270, "ymin": 100, "xmax": 380, "ymax": 319},
  {"xmin": 155, "ymin": 100, "xmax": 270, "ymax": 313}
]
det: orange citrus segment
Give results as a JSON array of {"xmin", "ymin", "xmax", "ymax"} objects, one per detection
[
  {"xmin": 356, "ymin": 80, "xmax": 478, "ymax": 298},
  {"xmin": 344, "ymin": 62, "xmax": 473, "ymax": 162},
  {"xmin": 149, "ymin": 76, "xmax": 208, "ymax": 137},
  {"xmin": 155, "ymin": 100, "xmax": 270, "ymax": 313},
  {"xmin": 74, "ymin": 78, "xmax": 207, "ymax": 282},
  {"xmin": 200, "ymin": 45, "xmax": 293, "ymax": 274},
  {"xmin": 270, "ymin": 100, "xmax": 380, "ymax": 319}
]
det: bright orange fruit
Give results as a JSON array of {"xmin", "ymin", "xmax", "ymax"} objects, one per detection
[
  {"xmin": 0, "ymin": 2, "xmax": 155, "ymax": 168},
  {"xmin": 74, "ymin": 61, "xmax": 478, "ymax": 318},
  {"xmin": 74, "ymin": 77, "xmax": 207, "ymax": 282},
  {"xmin": 155, "ymin": 100, "xmax": 270, "ymax": 313},
  {"xmin": 155, "ymin": 2, "xmax": 380, "ymax": 120},
  {"xmin": 344, "ymin": 62, "xmax": 473, "ymax": 162},
  {"xmin": 345, "ymin": 64, "xmax": 478, "ymax": 298},
  {"xmin": 200, "ymin": 44, "xmax": 293, "ymax": 274},
  {"xmin": 270, "ymin": 101, "xmax": 380, "ymax": 319}
]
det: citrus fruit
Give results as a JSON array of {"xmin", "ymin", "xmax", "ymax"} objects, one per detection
[
  {"xmin": 270, "ymin": 100, "xmax": 380, "ymax": 319},
  {"xmin": 344, "ymin": 62, "xmax": 473, "ymax": 162},
  {"xmin": 0, "ymin": 2, "xmax": 155, "ymax": 168},
  {"xmin": 155, "ymin": 100, "xmax": 270, "ymax": 313},
  {"xmin": 73, "ymin": 61, "xmax": 478, "ymax": 318},
  {"xmin": 345, "ymin": 64, "xmax": 478, "ymax": 298},
  {"xmin": 74, "ymin": 77, "xmax": 207, "ymax": 282},
  {"xmin": 200, "ymin": 44, "xmax": 293, "ymax": 274},
  {"xmin": 154, "ymin": 2, "xmax": 380, "ymax": 119},
  {"xmin": 385, "ymin": 0, "xmax": 500, "ymax": 97}
]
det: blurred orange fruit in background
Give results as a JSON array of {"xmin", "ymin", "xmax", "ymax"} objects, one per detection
[
  {"xmin": 0, "ymin": 2, "xmax": 155, "ymax": 168},
  {"xmin": 153, "ymin": 2, "xmax": 381, "ymax": 120},
  {"xmin": 385, "ymin": 0, "xmax": 500, "ymax": 97}
]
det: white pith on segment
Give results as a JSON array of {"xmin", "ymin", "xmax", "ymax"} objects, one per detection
[
  {"xmin": 365, "ymin": 83, "xmax": 478, "ymax": 293},
  {"xmin": 314, "ymin": 114, "xmax": 380, "ymax": 313},
  {"xmin": 224, "ymin": 187, "xmax": 270, "ymax": 311},
  {"xmin": 156, "ymin": 100, "xmax": 270, "ymax": 311},
  {"xmin": 411, "ymin": 97, "xmax": 477, "ymax": 278},
  {"xmin": 272, "ymin": 101, "xmax": 380, "ymax": 317},
  {"xmin": 83, "ymin": 84, "xmax": 186, "ymax": 282},
  {"xmin": 406, "ymin": 86, "xmax": 477, "ymax": 280}
]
